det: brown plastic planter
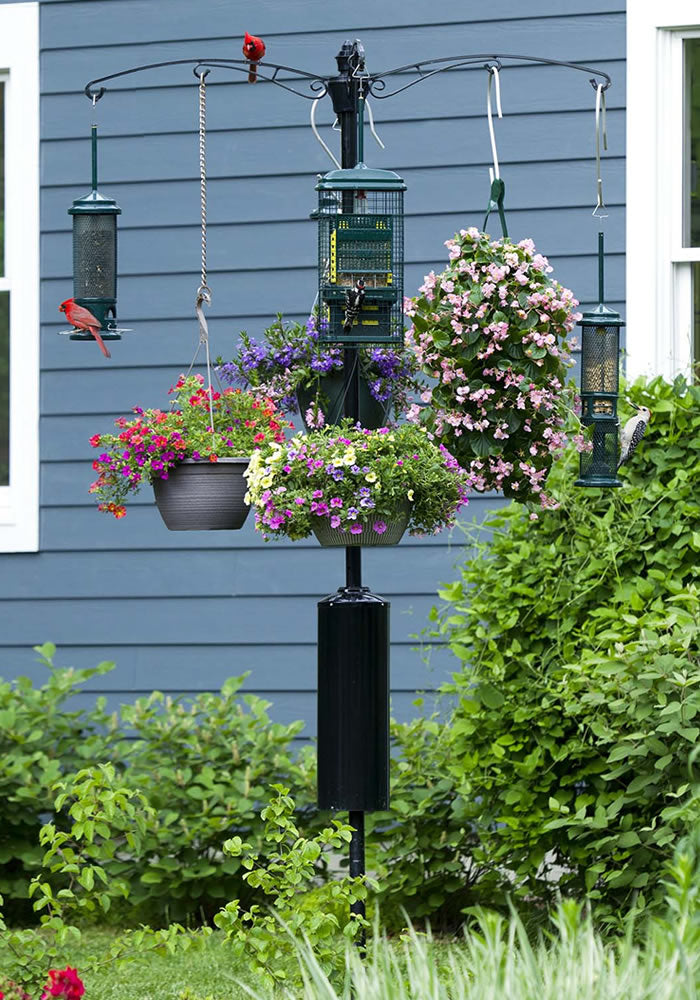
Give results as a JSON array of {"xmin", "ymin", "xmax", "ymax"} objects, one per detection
[{"xmin": 152, "ymin": 458, "xmax": 250, "ymax": 531}]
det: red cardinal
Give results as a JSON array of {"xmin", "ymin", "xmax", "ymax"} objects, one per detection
[
  {"xmin": 242, "ymin": 31, "xmax": 265, "ymax": 83},
  {"xmin": 59, "ymin": 298, "xmax": 111, "ymax": 358}
]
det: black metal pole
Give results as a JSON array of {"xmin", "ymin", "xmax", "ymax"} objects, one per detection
[{"xmin": 328, "ymin": 39, "xmax": 366, "ymax": 938}]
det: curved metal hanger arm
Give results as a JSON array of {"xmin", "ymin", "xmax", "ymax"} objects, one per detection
[
  {"xmin": 84, "ymin": 57, "xmax": 330, "ymax": 103},
  {"xmin": 366, "ymin": 51, "xmax": 612, "ymax": 99}
]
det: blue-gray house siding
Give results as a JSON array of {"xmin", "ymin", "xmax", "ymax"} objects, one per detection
[{"xmin": 0, "ymin": 0, "xmax": 626, "ymax": 735}]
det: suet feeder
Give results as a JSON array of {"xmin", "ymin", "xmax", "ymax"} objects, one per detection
[
  {"xmin": 575, "ymin": 232, "xmax": 623, "ymax": 488},
  {"xmin": 315, "ymin": 163, "xmax": 405, "ymax": 345},
  {"xmin": 68, "ymin": 126, "xmax": 121, "ymax": 340}
]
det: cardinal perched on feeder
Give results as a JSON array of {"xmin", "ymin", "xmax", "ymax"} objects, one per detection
[
  {"xmin": 242, "ymin": 31, "xmax": 266, "ymax": 82},
  {"xmin": 343, "ymin": 279, "xmax": 365, "ymax": 334},
  {"xmin": 59, "ymin": 298, "xmax": 111, "ymax": 358}
]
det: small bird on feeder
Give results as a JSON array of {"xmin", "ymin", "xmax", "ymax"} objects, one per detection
[
  {"xmin": 343, "ymin": 279, "xmax": 365, "ymax": 333},
  {"xmin": 59, "ymin": 298, "xmax": 111, "ymax": 358},
  {"xmin": 242, "ymin": 32, "xmax": 266, "ymax": 83},
  {"xmin": 618, "ymin": 406, "xmax": 651, "ymax": 468}
]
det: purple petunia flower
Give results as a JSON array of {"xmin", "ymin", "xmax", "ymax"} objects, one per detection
[
  {"xmin": 373, "ymin": 521, "xmax": 387, "ymax": 534},
  {"xmin": 349, "ymin": 523, "xmax": 363, "ymax": 534}
]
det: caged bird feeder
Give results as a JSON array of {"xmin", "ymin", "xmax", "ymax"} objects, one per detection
[
  {"xmin": 575, "ymin": 232, "xmax": 623, "ymax": 488},
  {"xmin": 68, "ymin": 126, "xmax": 122, "ymax": 341},
  {"xmin": 314, "ymin": 163, "xmax": 405, "ymax": 345}
]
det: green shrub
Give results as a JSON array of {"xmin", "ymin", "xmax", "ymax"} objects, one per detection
[
  {"xmin": 369, "ymin": 375, "xmax": 700, "ymax": 925},
  {"xmin": 0, "ymin": 644, "xmax": 113, "ymax": 922},
  {"xmin": 214, "ymin": 785, "xmax": 369, "ymax": 992},
  {"xmin": 101, "ymin": 678, "xmax": 316, "ymax": 925}
]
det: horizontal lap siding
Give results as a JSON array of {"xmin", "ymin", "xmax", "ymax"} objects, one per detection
[{"xmin": 0, "ymin": 0, "xmax": 626, "ymax": 731}]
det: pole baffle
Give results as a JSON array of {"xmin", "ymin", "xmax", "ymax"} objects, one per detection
[{"xmin": 317, "ymin": 586, "xmax": 390, "ymax": 812}]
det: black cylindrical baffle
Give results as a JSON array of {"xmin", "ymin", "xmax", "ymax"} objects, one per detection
[{"xmin": 317, "ymin": 586, "xmax": 389, "ymax": 812}]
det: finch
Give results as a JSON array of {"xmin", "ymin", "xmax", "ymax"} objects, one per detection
[
  {"xmin": 59, "ymin": 298, "xmax": 111, "ymax": 358},
  {"xmin": 242, "ymin": 31, "xmax": 266, "ymax": 83}
]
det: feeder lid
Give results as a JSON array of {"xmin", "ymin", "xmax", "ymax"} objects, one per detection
[
  {"xmin": 69, "ymin": 189, "xmax": 121, "ymax": 216},
  {"xmin": 316, "ymin": 162, "xmax": 406, "ymax": 192},
  {"xmin": 578, "ymin": 302, "xmax": 624, "ymax": 327}
]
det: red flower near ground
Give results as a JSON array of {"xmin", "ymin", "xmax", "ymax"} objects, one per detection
[{"xmin": 41, "ymin": 967, "xmax": 85, "ymax": 999}]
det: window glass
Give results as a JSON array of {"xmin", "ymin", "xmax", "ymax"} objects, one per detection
[
  {"xmin": 686, "ymin": 39, "xmax": 700, "ymax": 246},
  {"xmin": 0, "ymin": 291, "xmax": 8, "ymax": 485},
  {"xmin": 0, "ymin": 81, "xmax": 6, "ymax": 485},
  {"xmin": 694, "ymin": 263, "xmax": 700, "ymax": 372}
]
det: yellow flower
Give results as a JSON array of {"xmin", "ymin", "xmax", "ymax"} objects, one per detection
[
  {"xmin": 342, "ymin": 449, "xmax": 357, "ymax": 466},
  {"xmin": 332, "ymin": 457, "xmax": 344, "ymax": 467},
  {"xmin": 261, "ymin": 475, "xmax": 273, "ymax": 488},
  {"xmin": 407, "ymin": 489, "xmax": 414, "ymax": 501},
  {"xmin": 365, "ymin": 471, "xmax": 378, "ymax": 483}
]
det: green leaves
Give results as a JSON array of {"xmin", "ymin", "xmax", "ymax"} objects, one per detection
[{"xmin": 382, "ymin": 375, "xmax": 700, "ymax": 924}]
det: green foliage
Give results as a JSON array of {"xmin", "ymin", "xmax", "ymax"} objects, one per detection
[
  {"xmin": 243, "ymin": 841, "xmax": 700, "ymax": 1000},
  {"xmin": 0, "ymin": 643, "xmax": 113, "ymax": 922},
  {"xmin": 0, "ymin": 763, "xmax": 207, "ymax": 995},
  {"xmin": 214, "ymin": 785, "xmax": 371, "ymax": 992},
  {"xmin": 101, "ymin": 679, "xmax": 314, "ymax": 926},
  {"xmin": 374, "ymin": 375, "xmax": 700, "ymax": 924}
]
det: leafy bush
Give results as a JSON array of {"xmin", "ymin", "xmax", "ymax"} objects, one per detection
[
  {"xmin": 0, "ymin": 645, "xmax": 112, "ymax": 923},
  {"xmin": 101, "ymin": 680, "xmax": 315, "ymax": 926},
  {"xmin": 214, "ymin": 785, "xmax": 369, "ymax": 992},
  {"xmin": 0, "ymin": 649, "xmax": 315, "ymax": 928},
  {"xmin": 370, "ymin": 375, "xmax": 700, "ymax": 924}
]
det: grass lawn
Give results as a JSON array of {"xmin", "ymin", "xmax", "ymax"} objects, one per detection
[{"xmin": 0, "ymin": 930, "xmax": 260, "ymax": 1000}]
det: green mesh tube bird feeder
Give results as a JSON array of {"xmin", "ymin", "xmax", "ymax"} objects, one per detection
[
  {"xmin": 68, "ymin": 125, "xmax": 122, "ymax": 341},
  {"xmin": 315, "ymin": 163, "xmax": 405, "ymax": 345},
  {"xmin": 575, "ymin": 232, "xmax": 623, "ymax": 488}
]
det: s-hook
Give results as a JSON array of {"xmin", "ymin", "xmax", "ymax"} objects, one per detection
[{"xmin": 483, "ymin": 65, "xmax": 508, "ymax": 237}]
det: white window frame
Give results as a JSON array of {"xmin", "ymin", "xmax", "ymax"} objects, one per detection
[
  {"xmin": 627, "ymin": 2, "xmax": 700, "ymax": 381},
  {"xmin": 0, "ymin": 2, "xmax": 39, "ymax": 552}
]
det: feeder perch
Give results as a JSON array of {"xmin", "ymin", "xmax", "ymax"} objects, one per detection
[
  {"xmin": 575, "ymin": 232, "xmax": 623, "ymax": 488},
  {"xmin": 315, "ymin": 163, "xmax": 405, "ymax": 345},
  {"xmin": 68, "ymin": 126, "xmax": 121, "ymax": 340}
]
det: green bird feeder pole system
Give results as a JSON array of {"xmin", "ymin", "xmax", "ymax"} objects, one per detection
[
  {"xmin": 73, "ymin": 39, "xmax": 616, "ymax": 940},
  {"xmin": 68, "ymin": 125, "xmax": 122, "ymax": 340},
  {"xmin": 575, "ymin": 231, "xmax": 624, "ymax": 487}
]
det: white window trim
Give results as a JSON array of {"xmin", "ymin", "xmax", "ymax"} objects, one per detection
[
  {"xmin": 0, "ymin": 2, "xmax": 39, "ymax": 552},
  {"xmin": 627, "ymin": 2, "xmax": 700, "ymax": 382}
]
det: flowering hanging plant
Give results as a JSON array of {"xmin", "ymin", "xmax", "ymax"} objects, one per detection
[
  {"xmin": 88, "ymin": 373, "xmax": 291, "ymax": 518},
  {"xmin": 405, "ymin": 228, "xmax": 587, "ymax": 507},
  {"xmin": 217, "ymin": 315, "xmax": 422, "ymax": 427},
  {"xmin": 244, "ymin": 422, "xmax": 469, "ymax": 541}
]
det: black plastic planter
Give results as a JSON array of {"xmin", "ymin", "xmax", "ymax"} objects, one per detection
[
  {"xmin": 297, "ymin": 373, "xmax": 389, "ymax": 430},
  {"xmin": 152, "ymin": 458, "xmax": 250, "ymax": 531}
]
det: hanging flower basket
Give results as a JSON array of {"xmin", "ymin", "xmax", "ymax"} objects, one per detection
[
  {"xmin": 297, "ymin": 372, "xmax": 389, "ymax": 431},
  {"xmin": 152, "ymin": 457, "xmax": 250, "ymax": 531},
  {"xmin": 312, "ymin": 501, "xmax": 410, "ymax": 547},
  {"xmin": 88, "ymin": 374, "xmax": 291, "ymax": 523},
  {"xmin": 405, "ymin": 228, "xmax": 583, "ymax": 508},
  {"xmin": 216, "ymin": 315, "xmax": 422, "ymax": 429},
  {"xmin": 244, "ymin": 423, "xmax": 469, "ymax": 543}
]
